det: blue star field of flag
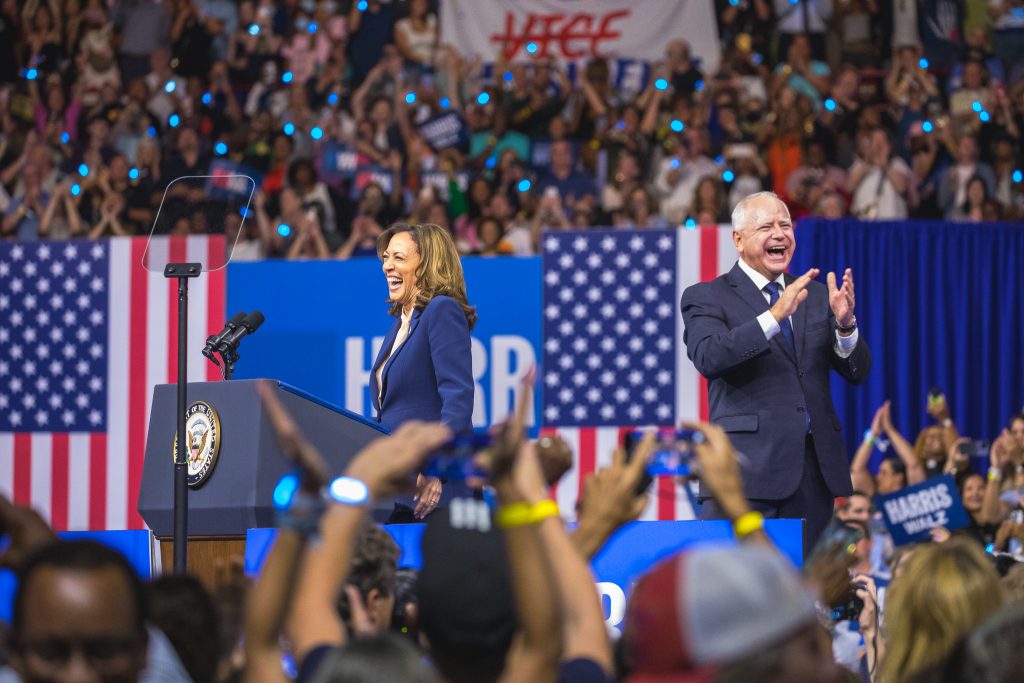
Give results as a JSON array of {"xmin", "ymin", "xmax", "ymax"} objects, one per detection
[
  {"xmin": 0, "ymin": 241, "xmax": 110, "ymax": 431},
  {"xmin": 540, "ymin": 230, "xmax": 677, "ymax": 426}
]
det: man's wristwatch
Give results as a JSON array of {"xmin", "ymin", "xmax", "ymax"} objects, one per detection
[{"xmin": 836, "ymin": 317, "xmax": 857, "ymax": 334}]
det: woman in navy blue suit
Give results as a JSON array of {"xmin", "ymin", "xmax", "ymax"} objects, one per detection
[{"xmin": 371, "ymin": 223, "xmax": 476, "ymax": 522}]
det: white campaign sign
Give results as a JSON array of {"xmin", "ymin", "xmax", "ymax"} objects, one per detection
[{"xmin": 440, "ymin": 0, "xmax": 721, "ymax": 74}]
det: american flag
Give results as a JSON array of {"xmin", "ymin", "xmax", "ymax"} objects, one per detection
[
  {"xmin": 0, "ymin": 237, "xmax": 226, "ymax": 531},
  {"xmin": 541, "ymin": 226, "xmax": 740, "ymax": 520}
]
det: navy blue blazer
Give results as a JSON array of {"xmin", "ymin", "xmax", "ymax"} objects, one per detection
[
  {"xmin": 680, "ymin": 263, "xmax": 871, "ymax": 500},
  {"xmin": 370, "ymin": 295, "xmax": 474, "ymax": 435}
]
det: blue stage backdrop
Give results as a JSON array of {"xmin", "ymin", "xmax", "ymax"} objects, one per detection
[
  {"xmin": 227, "ymin": 257, "xmax": 542, "ymax": 430},
  {"xmin": 792, "ymin": 220, "xmax": 1024, "ymax": 457}
]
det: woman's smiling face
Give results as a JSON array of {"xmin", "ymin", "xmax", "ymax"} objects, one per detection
[{"xmin": 381, "ymin": 232, "xmax": 421, "ymax": 310}]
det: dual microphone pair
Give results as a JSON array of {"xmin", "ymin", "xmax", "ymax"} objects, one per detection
[{"xmin": 202, "ymin": 311, "xmax": 265, "ymax": 378}]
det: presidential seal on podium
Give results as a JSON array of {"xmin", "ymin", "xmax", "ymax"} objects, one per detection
[{"xmin": 172, "ymin": 401, "xmax": 222, "ymax": 487}]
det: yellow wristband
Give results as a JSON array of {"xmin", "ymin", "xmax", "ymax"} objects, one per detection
[
  {"xmin": 988, "ymin": 468, "xmax": 1003, "ymax": 482},
  {"xmin": 497, "ymin": 500, "xmax": 560, "ymax": 528},
  {"xmin": 528, "ymin": 499, "xmax": 560, "ymax": 524},
  {"xmin": 733, "ymin": 511, "xmax": 765, "ymax": 538}
]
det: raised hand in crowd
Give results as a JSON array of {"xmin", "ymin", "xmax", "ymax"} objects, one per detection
[{"xmin": 0, "ymin": 495, "xmax": 58, "ymax": 571}]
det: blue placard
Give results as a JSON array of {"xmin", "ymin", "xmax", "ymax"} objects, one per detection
[
  {"xmin": 245, "ymin": 519, "xmax": 801, "ymax": 636},
  {"xmin": 349, "ymin": 166, "xmax": 394, "ymax": 200},
  {"xmin": 319, "ymin": 143, "xmax": 361, "ymax": 182},
  {"xmin": 875, "ymin": 474, "xmax": 970, "ymax": 546},
  {"xmin": 417, "ymin": 111, "xmax": 469, "ymax": 150},
  {"xmin": 205, "ymin": 160, "xmax": 262, "ymax": 200},
  {"xmin": 420, "ymin": 170, "xmax": 470, "ymax": 201},
  {"xmin": 226, "ymin": 257, "xmax": 542, "ymax": 431}
]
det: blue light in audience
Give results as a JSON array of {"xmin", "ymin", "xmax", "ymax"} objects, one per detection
[
  {"xmin": 670, "ymin": 158, "xmax": 680, "ymax": 169},
  {"xmin": 248, "ymin": 23, "xmax": 260, "ymax": 36},
  {"xmin": 477, "ymin": 92, "xmax": 490, "ymax": 105},
  {"xmin": 310, "ymin": 126, "xmax": 324, "ymax": 140},
  {"xmin": 202, "ymin": 92, "xmax": 212, "ymax": 105},
  {"xmin": 751, "ymin": 53, "xmax": 763, "ymax": 65},
  {"xmin": 670, "ymin": 119, "xmax": 684, "ymax": 132},
  {"xmin": 517, "ymin": 179, "xmax": 531, "ymax": 192},
  {"xmin": 282, "ymin": 71, "xmax": 293, "ymax": 84},
  {"xmin": 684, "ymin": 218, "xmax": 697, "ymax": 228},
  {"xmin": 147, "ymin": 126, "xmax": 157, "ymax": 137},
  {"xmin": 278, "ymin": 223, "xmax": 291, "ymax": 237},
  {"xmin": 1012, "ymin": 169, "xmax": 1023, "ymax": 183},
  {"xmin": 327, "ymin": 92, "xmax": 339, "ymax": 106},
  {"xmin": 729, "ymin": 0, "xmax": 739, "ymax": 6},
  {"xmin": 308, "ymin": 22, "xmax": 317, "ymax": 33},
  {"xmin": 240, "ymin": 207, "xmax": 252, "ymax": 218},
  {"xmin": 715, "ymin": 155, "xmax": 724, "ymax": 165},
  {"xmin": 722, "ymin": 169, "xmax": 735, "ymax": 182},
  {"xmin": 78, "ymin": 164, "xmax": 89, "ymax": 177},
  {"xmin": 695, "ymin": 80, "xmax": 704, "ymax": 91},
  {"xmin": 129, "ymin": 168, "xmax": 140, "ymax": 180},
  {"xmin": 169, "ymin": 114, "xmax": 180, "ymax": 128},
  {"xmin": 283, "ymin": 122, "xmax": 295, "ymax": 135},
  {"xmin": 918, "ymin": 58, "xmax": 929, "ymax": 69},
  {"xmin": 24, "ymin": 68, "xmax": 38, "ymax": 80},
  {"xmin": 60, "ymin": 132, "xmax": 70, "ymax": 144},
  {"xmin": 405, "ymin": 91, "xmax": 416, "ymax": 104},
  {"xmin": 526, "ymin": 42, "xmax": 538, "ymax": 54},
  {"xmin": 972, "ymin": 101, "xmax": 983, "ymax": 112},
  {"xmin": 824, "ymin": 98, "xmax": 836, "ymax": 111},
  {"xmin": 272, "ymin": 473, "xmax": 299, "ymax": 510},
  {"xmin": 357, "ymin": 0, "xmax": 368, "ymax": 10},
  {"xmin": 70, "ymin": 183, "xmax": 81, "ymax": 196},
  {"xmin": 440, "ymin": 97, "xmax": 451, "ymax": 108},
  {"xmin": 164, "ymin": 80, "xmax": 176, "ymax": 93},
  {"xmin": 485, "ymin": 155, "xmax": 497, "ymax": 169},
  {"xmin": 922, "ymin": 120, "xmax": 933, "ymax": 133},
  {"xmin": 215, "ymin": 142, "xmax": 228, "ymax": 155},
  {"xmin": 655, "ymin": 78, "xmax": 668, "ymax": 91},
  {"xmin": 503, "ymin": 71, "xmax": 513, "ymax": 82},
  {"xmin": 979, "ymin": 111, "xmax": 990, "ymax": 122}
]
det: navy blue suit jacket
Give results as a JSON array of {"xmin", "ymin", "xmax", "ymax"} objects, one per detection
[
  {"xmin": 370, "ymin": 295, "xmax": 474, "ymax": 507},
  {"xmin": 680, "ymin": 263, "xmax": 871, "ymax": 500}
]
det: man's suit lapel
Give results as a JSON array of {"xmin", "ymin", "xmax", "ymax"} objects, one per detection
[
  {"xmin": 727, "ymin": 263, "xmax": 797, "ymax": 366},
  {"xmin": 379, "ymin": 308, "xmax": 423, "ymax": 403}
]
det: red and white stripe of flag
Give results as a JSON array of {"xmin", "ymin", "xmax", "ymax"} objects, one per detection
[{"xmin": 0, "ymin": 236, "xmax": 226, "ymax": 531}]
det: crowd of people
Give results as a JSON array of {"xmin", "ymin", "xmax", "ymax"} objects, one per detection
[
  {"xmin": 2, "ymin": 0, "xmax": 1024, "ymax": 258},
  {"xmin": 2, "ymin": 380, "xmax": 1024, "ymax": 683}
]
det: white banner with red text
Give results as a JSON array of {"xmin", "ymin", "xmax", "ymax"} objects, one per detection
[{"xmin": 439, "ymin": 0, "xmax": 721, "ymax": 75}]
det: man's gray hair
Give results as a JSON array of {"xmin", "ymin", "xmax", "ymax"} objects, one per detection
[{"xmin": 731, "ymin": 191, "xmax": 787, "ymax": 232}]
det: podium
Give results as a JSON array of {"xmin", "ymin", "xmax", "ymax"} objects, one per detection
[{"xmin": 138, "ymin": 380, "xmax": 388, "ymax": 582}]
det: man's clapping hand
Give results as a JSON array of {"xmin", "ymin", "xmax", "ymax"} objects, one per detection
[
  {"xmin": 770, "ymin": 267, "xmax": 819, "ymax": 322},
  {"xmin": 827, "ymin": 267, "xmax": 856, "ymax": 330}
]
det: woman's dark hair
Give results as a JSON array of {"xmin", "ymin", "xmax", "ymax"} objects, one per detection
[
  {"xmin": 287, "ymin": 158, "xmax": 318, "ymax": 190},
  {"xmin": 960, "ymin": 173, "xmax": 990, "ymax": 213}
]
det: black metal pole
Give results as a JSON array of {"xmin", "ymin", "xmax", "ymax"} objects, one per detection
[
  {"xmin": 164, "ymin": 262, "xmax": 201, "ymax": 575},
  {"xmin": 173, "ymin": 274, "xmax": 189, "ymax": 574}
]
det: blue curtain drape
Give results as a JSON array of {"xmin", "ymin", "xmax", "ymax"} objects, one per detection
[{"xmin": 790, "ymin": 219, "xmax": 1024, "ymax": 460}]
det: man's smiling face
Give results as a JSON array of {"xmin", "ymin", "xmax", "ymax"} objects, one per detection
[{"xmin": 733, "ymin": 194, "xmax": 795, "ymax": 280}]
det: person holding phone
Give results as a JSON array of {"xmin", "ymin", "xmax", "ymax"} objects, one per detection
[
  {"xmin": 680, "ymin": 191, "xmax": 871, "ymax": 550},
  {"xmin": 371, "ymin": 223, "xmax": 476, "ymax": 522}
]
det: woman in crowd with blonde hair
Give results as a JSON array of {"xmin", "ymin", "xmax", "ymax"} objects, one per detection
[
  {"xmin": 370, "ymin": 223, "xmax": 476, "ymax": 523},
  {"xmin": 879, "ymin": 538, "xmax": 1005, "ymax": 682}
]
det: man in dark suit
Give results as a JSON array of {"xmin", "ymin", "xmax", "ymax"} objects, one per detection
[{"xmin": 680, "ymin": 191, "xmax": 870, "ymax": 547}]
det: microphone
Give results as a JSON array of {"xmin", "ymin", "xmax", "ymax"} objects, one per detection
[
  {"xmin": 216, "ymin": 310, "xmax": 265, "ymax": 354},
  {"xmin": 203, "ymin": 311, "xmax": 247, "ymax": 359}
]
